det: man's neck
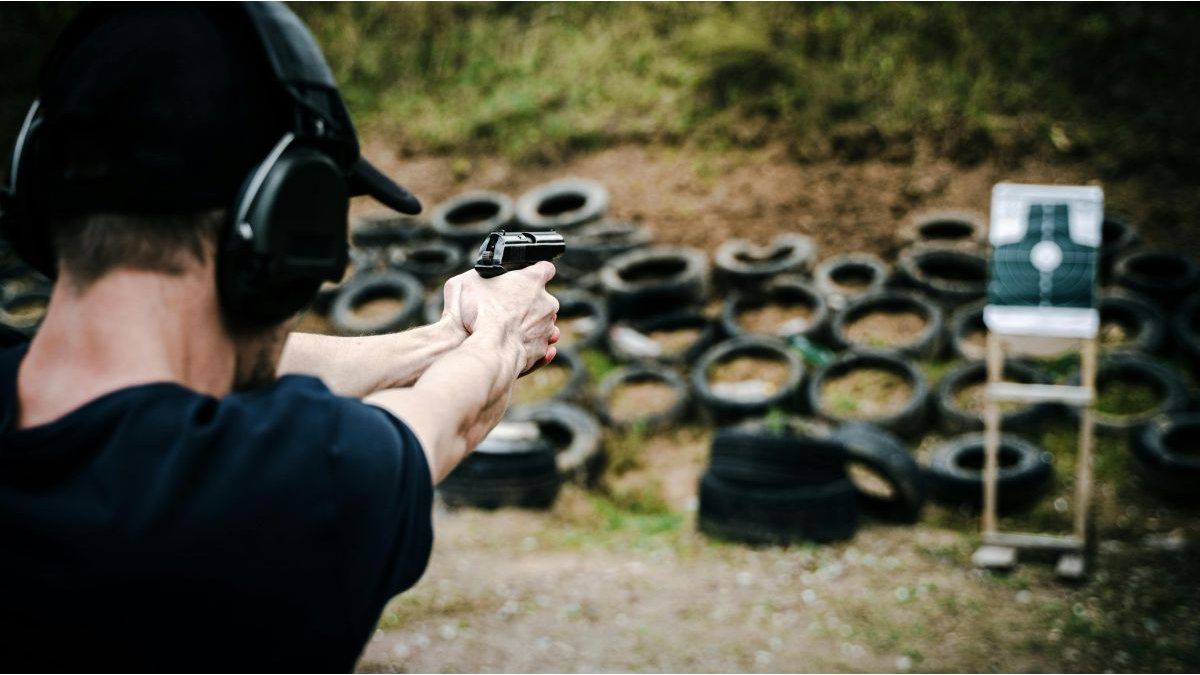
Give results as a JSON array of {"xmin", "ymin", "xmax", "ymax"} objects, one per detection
[{"xmin": 15, "ymin": 268, "xmax": 237, "ymax": 429}]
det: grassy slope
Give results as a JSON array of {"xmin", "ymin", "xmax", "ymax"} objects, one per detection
[
  {"xmin": 293, "ymin": 2, "xmax": 1200, "ymax": 175},
  {"xmin": 4, "ymin": 3, "xmax": 1200, "ymax": 178}
]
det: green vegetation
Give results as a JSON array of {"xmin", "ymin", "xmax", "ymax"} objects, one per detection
[
  {"xmin": 4, "ymin": 4, "xmax": 1200, "ymax": 176},
  {"xmin": 297, "ymin": 3, "xmax": 1200, "ymax": 174},
  {"xmin": 1095, "ymin": 379, "xmax": 1161, "ymax": 416},
  {"xmin": 580, "ymin": 347, "xmax": 618, "ymax": 382}
]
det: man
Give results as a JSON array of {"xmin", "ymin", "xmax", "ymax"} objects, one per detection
[{"xmin": 0, "ymin": 4, "xmax": 558, "ymax": 670}]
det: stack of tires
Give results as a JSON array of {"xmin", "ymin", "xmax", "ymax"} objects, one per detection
[
  {"xmin": 440, "ymin": 400, "xmax": 606, "ymax": 510},
  {"xmin": 698, "ymin": 419, "xmax": 859, "ymax": 544},
  {"xmin": 698, "ymin": 417, "xmax": 928, "ymax": 545},
  {"xmin": 421, "ymin": 179, "xmax": 614, "ymax": 510}
]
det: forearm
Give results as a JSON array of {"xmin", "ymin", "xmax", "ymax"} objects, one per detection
[
  {"xmin": 364, "ymin": 327, "xmax": 524, "ymax": 483},
  {"xmin": 277, "ymin": 318, "xmax": 467, "ymax": 398}
]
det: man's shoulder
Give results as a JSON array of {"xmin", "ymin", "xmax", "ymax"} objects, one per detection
[
  {"xmin": 225, "ymin": 375, "xmax": 419, "ymax": 452},
  {"xmin": 200, "ymin": 375, "xmax": 426, "ymax": 479}
]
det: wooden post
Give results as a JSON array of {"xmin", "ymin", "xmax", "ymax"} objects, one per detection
[
  {"xmin": 1074, "ymin": 336, "xmax": 1097, "ymax": 543},
  {"xmin": 982, "ymin": 332, "xmax": 1004, "ymax": 535}
]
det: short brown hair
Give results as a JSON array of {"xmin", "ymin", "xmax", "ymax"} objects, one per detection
[{"xmin": 51, "ymin": 210, "xmax": 225, "ymax": 286}]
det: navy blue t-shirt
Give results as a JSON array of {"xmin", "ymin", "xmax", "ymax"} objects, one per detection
[{"xmin": 0, "ymin": 330, "xmax": 434, "ymax": 671}]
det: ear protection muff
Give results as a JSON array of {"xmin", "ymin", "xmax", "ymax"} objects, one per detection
[
  {"xmin": 0, "ymin": 100, "xmax": 54, "ymax": 278},
  {"xmin": 219, "ymin": 133, "xmax": 348, "ymax": 329},
  {"xmin": 0, "ymin": 3, "xmax": 363, "ymax": 330}
]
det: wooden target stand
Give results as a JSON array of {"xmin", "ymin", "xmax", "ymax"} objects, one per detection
[
  {"xmin": 971, "ymin": 330, "xmax": 1096, "ymax": 580},
  {"xmin": 972, "ymin": 183, "xmax": 1103, "ymax": 581}
]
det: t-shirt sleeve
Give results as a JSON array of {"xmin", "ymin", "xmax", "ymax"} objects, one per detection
[{"xmin": 326, "ymin": 395, "xmax": 435, "ymax": 602}]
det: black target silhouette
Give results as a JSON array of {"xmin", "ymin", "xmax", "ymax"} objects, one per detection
[{"xmin": 988, "ymin": 203, "xmax": 1097, "ymax": 309}]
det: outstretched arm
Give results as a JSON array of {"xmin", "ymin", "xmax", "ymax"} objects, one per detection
[
  {"xmin": 365, "ymin": 263, "xmax": 560, "ymax": 483},
  {"xmin": 277, "ymin": 318, "xmax": 467, "ymax": 398}
]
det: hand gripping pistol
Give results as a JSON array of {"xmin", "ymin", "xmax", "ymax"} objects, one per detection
[{"xmin": 473, "ymin": 231, "xmax": 565, "ymax": 278}]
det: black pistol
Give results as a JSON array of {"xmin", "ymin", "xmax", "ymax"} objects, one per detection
[{"xmin": 474, "ymin": 231, "xmax": 565, "ymax": 278}]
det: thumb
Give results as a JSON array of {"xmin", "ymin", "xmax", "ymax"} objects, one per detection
[{"xmin": 521, "ymin": 260, "xmax": 556, "ymax": 285}]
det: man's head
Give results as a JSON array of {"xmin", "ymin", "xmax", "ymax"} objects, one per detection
[{"xmin": 3, "ymin": 3, "xmax": 421, "ymax": 387}]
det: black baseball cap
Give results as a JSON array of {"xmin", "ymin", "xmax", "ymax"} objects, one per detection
[{"xmin": 29, "ymin": 3, "xmax": 420, "ymax": 218}]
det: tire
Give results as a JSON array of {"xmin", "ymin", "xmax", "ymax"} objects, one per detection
[
  {"xmin": 900, "ymin": 209, "xmax": 987, "ymax": 250},
  {"xmin": 948, "ymin": 299, "xmax": 988, "ymax": 361},
  {"xmin": 551, "ymin": 258, "xmax": 593, "ymax": 285},
  {"xmin": 0, "ymin": 289, "xmax": 50, "ymax": 337},
  {"xmin": 423, "ymin": 289, "xmax": 444, "ymax": 325},
  {"xmin": 1113, "ymin": 249, "xmax": 1200, "ymax": 309},
  {"xmin": 935, "ymin": 360, "xmax": 1049, "ymax": 434},
  {"xmin": 438, "ymin": 424, "xmax": 560, "ymax": 509},
  {"xmin": 594, "ymin": 365, "xmax": 691, "ymax": 433},
  {"xmin": 1131, "ymin": 413, "xmax": 1200, "ymax": 503},
  {"xmin": 561, "ymin": 220, "xmax": 653, "ymax": 271},
  {"xmin": 925, "ymin": 433, "xmax": 1053, "ymax": 511},
  {"xmin": 313, "ymin": 267, "xmax": 364, "ymax": 316},
  {"xmin": 1175, "ymin": 294, "xmax": 1200, "ymax": 366},
  {"xmin": 508, "ymin": 402, "xmax": 604, "ymax": 485},
  {"xmin": 348, "ymin": 246, "xmax": 387, "ymax": 275},
  {"xmin": 600, "ymin": 246, "xmax": 708, "ymax": 319},
  {"xmin": 1099, "ymin": 214, "xmax": 1139, "ymax": 281},
  {"xmin": 351, "ymin": 213, "xmax": 431, "ymax": 249},
  {"xmin": 895, "ymin": 245, "xmax": 988, "ymax": 308},
  {"xmin": 692, "ymin": 336, "xmax": 806, "ymax": 425},
  {"xmin": 513, "ymin": 347, "xmax": 588, "ymax": 405},
  {"xmin": 1, "ymin": 272, "xmax": 51, "ymax": 306},
  {"xmin": 713, "ymin": 233, "xmax": 816, "ymax": 289},
  {"xmin": 515, "ymin": 178, "xmax": 609, "ymax": 230},
  {"xmin": 386, "ymin": 241, "xmax": 464, "ymax": 285},
  {"xmin": 1067, "ymin": 354, "xmax": 1190, "ymax": 435},
  {"xmin": 813, "ymin": 253, "xmax": 890, "ymax": 311},
  {"xmin": 830, "ymin": 422, "xmax": 926, "ymax": 523},
  {"xmin": 722, "ymin": 276, "xmax": 829, "ymax": 342},
  {"xmin": 554, "ymin": 291, "xmax": 610, "ymax": 352},
  {"xmin": 698, "ymin": 472, "xmax": 859, "ymax": 545},
  {"xmin": 329, "ymin": 271, "xmax": 425, "ymax": 336},
  {"xmin": 1097, "ymin": 289, "xmax": 1167, "ymax": 355},
  {"xmin": 430, "ymin": 190, "xmax": 515, "ymax": 248},
  {"xmin": 830, "ymin": 290, "xmax": 943, "ymax": 359},
  {"xmin": 806, "ymin": 350, "xmax": 929, "ymax": 439},
  {"xmin": 608, "ymin": 311, "xmax": 720, "ymax": 365},
  {"xmin": 553, "ymin": 268, "xmax": 605, "ymax": 296},
  {"xmin": 707, "ymin": 417, "xmax": 846, "ymax": 488}
]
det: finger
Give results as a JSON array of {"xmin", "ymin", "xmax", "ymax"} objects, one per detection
[{"xmin": 517, "ymin": 346, "xmax": 556, "ymax": 378}]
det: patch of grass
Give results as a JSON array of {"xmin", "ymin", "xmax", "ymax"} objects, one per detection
[
  {"xmin": 377, "ymin": 584, "xmax": 499, "ymax": 629},
  {"xmin": 580, "ymin": 348, "xmax": 618, "ymax": 382},
  {"xmin": 919, "ymin": 358, "xmax": 961, "ymax": 385},
  {"xmin": 604, "ymin": 425, "xmax": 646, "ymax": 475},
  {"xmin": 1095, "ymin": 379, "xmax": 1161, "ymax": 416},
  {"xmin": 542, "ymin": 492, "xmax": 683, "ymax": 552},
  {"xmin": 604, "ymin": 473, "xmax": 672, "ymax": 517}
]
